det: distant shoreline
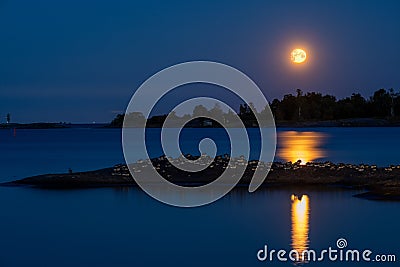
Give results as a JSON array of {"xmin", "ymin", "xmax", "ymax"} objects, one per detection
[
  {"xmin": 0, "ymin": 123, "xmax": 109, "ymax": 129},
  {"xmin": 111, "ymin": 117, "xmax": 400, "ymax": 128},
  {"xmin": 2, "ymin": 117, "xmax": 400, "ymax": 129},
  {"xmin": 3, "ymin": 156, "xmax": 400, "ymax": 201}
]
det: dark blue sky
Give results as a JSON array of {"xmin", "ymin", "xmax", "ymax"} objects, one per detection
[{"xmin": 1, "ymin": 0, "xmax": 399, "ymax": 123}]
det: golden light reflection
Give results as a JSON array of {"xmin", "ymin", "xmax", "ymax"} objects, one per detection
[
  {"xmin": 291, "ymin": 194, "xmax": 310, "ymax": 262},
  {"xmin": 278, "ymin": 131, "xmax": 327, "ymax": 164}
]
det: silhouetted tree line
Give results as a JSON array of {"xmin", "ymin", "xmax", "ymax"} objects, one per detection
[
  {"xmin": 110, "ymin": 88, "xmax": 400, "ymax": 127},
  {"xmin": 271, "ymin": 88, "xmax": 400, "ymax": 121}
]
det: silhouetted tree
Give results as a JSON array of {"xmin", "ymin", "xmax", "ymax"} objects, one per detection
[
  {"xmin": 209, "ymin": 103, "xmax": 224, "ymax": 122},
  {"xmin": 371, "ymin": 89, "xmax": 391, "ymax": 117},
  {"xmin": 335, "ymin": 93, "xmax": 368, "ymax": 119},
  {"xmin": 125, "ymin": 112, "xmax": 146, "ymax": 127},
  {"xmin": 389, "ymin": 88, "xmax": 398, "ymax": 117},
  {"xmin": 280, "ymin": 94, "xmax": 298, "ymax": 120},
  {"xmin": 296, "ymin": 89, "xmax": 303, "ymax": 120},
  {"xmin": 223, "ymin": 110, "xmax": 237, "ymax": 126},
  {"xmin": 321, "ymin": 95, "xmax": 336, "ymax": 120},
  {"xmin": 182, "ymin": 114, "xmax": 192, "ymax": 121},
  {"xmin": 238, "ymin": 102, "xmax": 258, "ymax": 127},
  {"xmin": 110, "ymin": 114, "xmax": 124, "ymax": 127},
  {"xmin": 193, "ymin": 105, "xmax": 208, "ymax": 117},
  {"xmin": 301, "ymin": 92, "xmax": 323, "ymax": 120}
]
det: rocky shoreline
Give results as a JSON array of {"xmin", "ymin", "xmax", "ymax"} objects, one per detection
[{"xmin": 3, "ymin": 155, "xmax": 400, "ymax": 201}]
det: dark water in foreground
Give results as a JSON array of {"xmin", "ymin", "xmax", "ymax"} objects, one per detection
[{"xmin": 0, "ymin": 128, "xmax": 399, "ymax": 266}]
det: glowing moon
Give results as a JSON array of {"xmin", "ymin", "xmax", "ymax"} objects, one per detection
[{"xmin": 291, "ymin": 49, "xmax": 307, "ymax": 63}]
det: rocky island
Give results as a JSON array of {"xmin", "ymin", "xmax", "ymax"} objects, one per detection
[{"xmin": 3, "ymin": 155, "xmax": 400, "ymax": 201}]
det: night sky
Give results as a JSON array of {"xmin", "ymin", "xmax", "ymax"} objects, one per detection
[{"xmin": 1, "ymin": 0, "xmax": 400, "ymax": 123}]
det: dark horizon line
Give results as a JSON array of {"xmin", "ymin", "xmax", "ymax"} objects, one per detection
[{"xmin": 2, "ymin": 87, "xmax": 399, "ymax": 124}]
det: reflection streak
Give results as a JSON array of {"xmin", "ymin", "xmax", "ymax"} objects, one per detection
[
  {"xmin": 278, "ymin": 131, "xmax": 327, "ymax": 164},
  {"xmin": 291, "ymin": 194, "xmax": 310, "ymax": 263}
]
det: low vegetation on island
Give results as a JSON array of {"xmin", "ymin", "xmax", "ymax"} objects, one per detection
[{"xmin": 4, "ymin": 155, "xmax": 400, "ymax": 201}]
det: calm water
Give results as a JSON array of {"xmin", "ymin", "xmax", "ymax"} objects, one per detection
[{"xmin": 0, "ymin": 128, "xmax": 399, "ymax": 266}]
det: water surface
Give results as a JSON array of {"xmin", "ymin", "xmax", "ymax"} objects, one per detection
[{"xmin": 0, "ymin": 127, "xmax": 399, "ymax": 266}]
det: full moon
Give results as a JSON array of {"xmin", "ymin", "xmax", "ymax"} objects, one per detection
[{"xmin": 291, "ymin": 48, "xmax": 307, "ymax": 63}]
